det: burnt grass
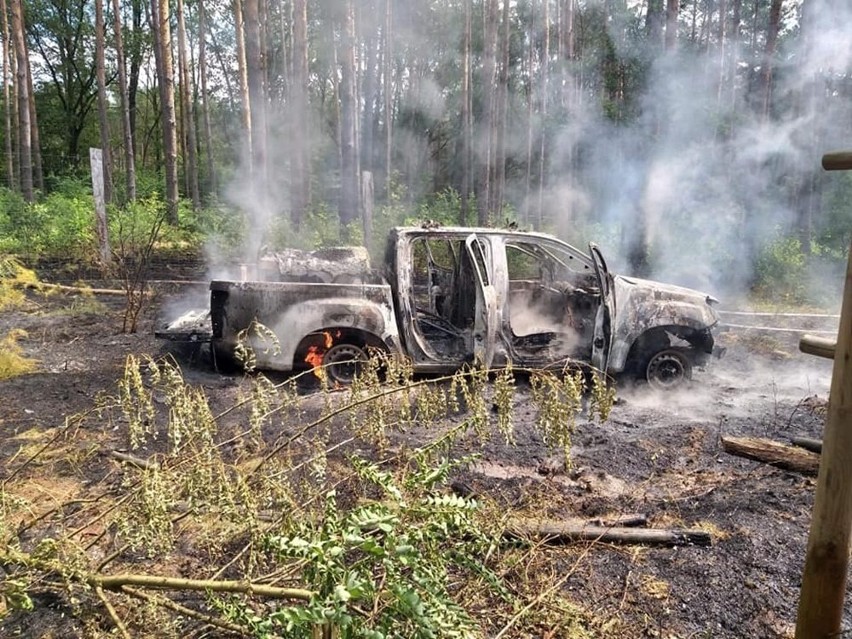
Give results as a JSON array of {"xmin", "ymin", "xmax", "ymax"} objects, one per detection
[{"xmin": 0, "ymin": 283, "xmax": 845, "ymax": 638}]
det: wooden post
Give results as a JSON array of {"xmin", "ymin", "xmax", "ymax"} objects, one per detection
[
  {"xmin": 90, "ymin": 147, "xmax": 111, "ymax": 268},
  {"xmin": 795, "ymin": 152, "xmax": 852, "ymax": 638}
]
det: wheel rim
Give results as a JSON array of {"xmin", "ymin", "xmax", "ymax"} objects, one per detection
[
  {"xmin": 646, "ymin": 351, "xmax": 688, "ymax": 389},
  {"xmin": 322, "ymin": 344, "xmax": 366, "ymax": 384}
]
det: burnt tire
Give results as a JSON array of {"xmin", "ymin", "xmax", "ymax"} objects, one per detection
[
  {"xmin": 645, "ymin": 348, "xmax": 692, "ymax": 390},
  {"xmin": 322, "ymin": 343, "xmax": 368, "ymax": 385}
]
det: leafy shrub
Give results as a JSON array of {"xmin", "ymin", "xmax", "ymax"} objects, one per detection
[{"xmin": 753, "ymin": 233, "xmax": 845, "ymax": 307}]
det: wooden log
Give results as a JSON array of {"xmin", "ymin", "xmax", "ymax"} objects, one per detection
[
  {"xmin": 822, "ymin": 152, "xmax": 852, "ymax": 171},
  {"xmin": 722, "ymin": 436, "xmax": 819, "ymax": 476},
  {"xmin": 507, "ymin": 519, "xmax": 711, "ymax": 547},
  {"xmin": 799, "ymin": 334, "xmax": 836, "ymax": 360},
  {"xmin": 790, "ymin": 436, "xmax": 823, "ymax": 454},
  {"xmin": 587, "ymin": 513, "xmax": 648, "ymax": 528}
]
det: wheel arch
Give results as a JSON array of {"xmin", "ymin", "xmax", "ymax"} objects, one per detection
[
  {"xmin": 622, "ymin": 325, "xmax": 714, "ymax": 376},
  {"xmin": 292, "ymin": 326, "xmax": 389, "ymax": 370}
]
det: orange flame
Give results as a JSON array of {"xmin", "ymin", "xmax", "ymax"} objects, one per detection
[{"xmin": 304, "ymin": 331, "xmax": 335, "ymax": 380}]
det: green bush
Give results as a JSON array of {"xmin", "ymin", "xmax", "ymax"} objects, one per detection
[{"xmin": 753, "ymin": 233, "xmax": 845, "ymax": 308}]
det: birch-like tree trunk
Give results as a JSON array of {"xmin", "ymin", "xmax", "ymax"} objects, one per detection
[
  {"xmin": 176, "ymin": 0, "xmax": 200, "ymax": 209},
  {"xmin": 95, "ymin": 0, "xmax": 112, "ymax": 203},
  {"xmin": 8, "ymin": 0, "xmax": 31, "ymax": 201},
  {"xmin": 111, "ymin": 0, "xmax": 136, "ymax": 200}
]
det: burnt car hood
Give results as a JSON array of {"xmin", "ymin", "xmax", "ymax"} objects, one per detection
[{"xmin": 612, "ymin": 273, "xmax": 719, "ymax": 332}]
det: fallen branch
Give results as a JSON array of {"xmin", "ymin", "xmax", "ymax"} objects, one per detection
[
  {"xmin": 121, "ymin": 586, "xmax": 250, "ymax": 636},
  {"xmin": 24, "ymin": 281, "xmax": 126, "ymax": 296},
  {"xmin": 721, "ymin": 436, "xmax": 820, "ymax": 476},
  {"xmin": 91, "ymin": 574, "xmax": 314, "ymax": 601},
  {"xmin": 95, "ymin": 585, "xmax": 132, "ymax": 639},
  {"xmin": 107, "ymin": 450, "xmax": 159, "ymax": 471},
  {"xmin": 790, "ymin": 436, "xmax": 823, "ymax": 454},
  {"xmin": 507, "ymin": 519, "xmax": 712, "ymax": 547},
  {"xmin": 587, "ymin": 513, "xmax": 648, "ymax": 528}
]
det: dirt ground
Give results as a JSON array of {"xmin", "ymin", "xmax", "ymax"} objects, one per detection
[{"xmin": 0, "ymin": 280, "xmax": 845, "ymax": 638}]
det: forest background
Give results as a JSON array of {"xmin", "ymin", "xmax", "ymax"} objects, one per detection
[{"xmin": 1, "ymin": 0, "xmax": 852, "ymax": 306}]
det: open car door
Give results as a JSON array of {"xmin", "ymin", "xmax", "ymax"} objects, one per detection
[
  {"xmin": 589, "ymin": 243, "xmax": 615, "ymax": 375},
  {"xmin": 465, "ymin": 234, "xmax": 499, "ymax": 368}
]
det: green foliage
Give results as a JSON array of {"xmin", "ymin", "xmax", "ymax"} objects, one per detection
[
  {"xmin": 0, "ymin": 185, "xmax": 95, "ymax": 259},
  {"xmin": 262, "ymin": 468, "xmax": 491, "ymax": 639},
  {"xmin": 752, "ymin": 232, "xmax": 845, "ymax": 307}
]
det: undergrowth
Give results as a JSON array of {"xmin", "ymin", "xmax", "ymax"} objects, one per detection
[
  {"xmin": 0, "ymin": 257, "xmax": 39, "ymax": 379},
  {"xmin": 1, "ymin": 349, "xmax": 614, "ymax": 637}
]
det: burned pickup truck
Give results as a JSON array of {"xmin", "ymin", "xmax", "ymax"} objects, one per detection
[{"xmin": 158, "ymin": 226, "xmax": 721, "ymax": 388}]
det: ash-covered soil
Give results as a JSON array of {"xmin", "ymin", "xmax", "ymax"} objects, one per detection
[{"xmin": 0, "ymin": 285, "xmax": 844, "ymax": 638}]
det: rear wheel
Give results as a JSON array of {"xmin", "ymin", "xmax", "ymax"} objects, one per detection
[
  {"xmin": 323, "ymin": 343, "xmax": 368, "ymax": 385},
  {"xmin": 645, "ymin": 349, "xmax": 692, "ymax": 389}
]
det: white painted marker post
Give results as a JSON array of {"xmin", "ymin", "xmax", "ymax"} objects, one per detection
[{"xmin": 90, "ymin": 147, "xmax": 111, "ymax": 268}]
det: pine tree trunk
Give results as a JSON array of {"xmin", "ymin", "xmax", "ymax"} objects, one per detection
[
  {"xmin": 536, "ymin": 0, "xmax": 549, "ymax": 229},
  {"xmin": 383, "ymin": 0, "xmax": 392, "ymax": 200},
  {"xmin": 477, "ymin": 0, "xmax": 499, "ymax": 226},
  {"xmin": 176, "ymin": 0, "xmax": 200, "ymax": 209},
  {"xmin": 26, "ymin": 61, "xmax": 42, "ymax": 191},
  {"xmin": 157, "ymin": 0, "xmax": 180, "ymax": 222},
  {"xmin": 8, "ymin": 0, "xmax": 31, "ymax": 201},
  {"xmin": 95, "ymin": 0, "xmax": 112, "ymax": 203},
  {"xmin": 0, "ymin": 0, "xmax": 14, "ymax": 189},
  {"xmin": 338, "ymin": 0, "xmax": 359, "ymax": 233},
  {"xmin": 290, "ymin": 0, "xmax": 310, "ymax": 228},
  {"xmin": 493, "ymin": 0, "xmax": 511, "ymax": 221},
  {"xmin": 243, "ymin": 0, "xmax": 267, "ymax": 186},
  {"xmin": 234, "ymin": 0, "xmax": 252, "ymax": 167},
  {"xmin": 460, "ymin": 0, "xmax": 471, "ymax": 224},
  {"xmin": 665, "ymin": 0, "xmax": 678, "ymax": 50},
  {"xmin": 128, "ymin": 0, "xmax": 143, "ymax": 157},
  {"xmin": 761, "ymin": 0, "xmax": 783, "ymax": 119},
  {"xmin": 111, "ymin": 0, "xmax": 137, "ymax": 201},
  {"xmin": 198, "ymin": 0, "xmax": 215, "ymax": 194}
]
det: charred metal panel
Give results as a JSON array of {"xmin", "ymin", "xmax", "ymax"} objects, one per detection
[
  {"xmin": 608, "ymin": 275, "xmax": 719, "ymax": 372},
  {"xmin": 256, "ymin": 246, "xmax": 375, "ymax": 283},
  {"xmin": 211, "ymin": 280, "xmax": 400, "ymax": 371}
]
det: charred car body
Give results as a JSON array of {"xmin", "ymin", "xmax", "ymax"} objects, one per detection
[{"xmin": 158, "ymin": 227, "xmax": 721, "ymax": 388}]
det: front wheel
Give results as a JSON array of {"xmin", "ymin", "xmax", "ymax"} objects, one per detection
[
  {"xmin": 645, "ymin": 349, "xmax": 692, "ymax": 389},
  {"xmin": 322, "ymin": 343, "xmax": 368, "ymax": 385}
]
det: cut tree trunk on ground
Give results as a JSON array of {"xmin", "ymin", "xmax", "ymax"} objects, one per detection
[
  {"xmin": 790, "ymin": 436, "xmax": 823, "ymax": 454},
  {"xmin": 507, "ymin": 519, "xmax": 711, "ymax": 547},
  {"xmin": 721, "ymin": 436, "xmax": 820, "ymax": 475}
]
